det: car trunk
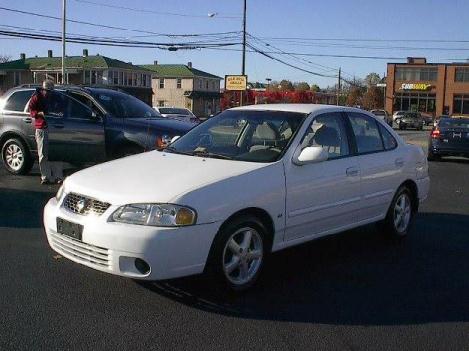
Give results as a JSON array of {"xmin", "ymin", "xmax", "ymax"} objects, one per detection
[{"xmin": 438, "ymin": 127, "xmax": 469, "ymax": 149}]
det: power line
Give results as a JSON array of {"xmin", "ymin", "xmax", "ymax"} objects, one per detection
[
  {"xmin": 258, "ymin": 36, "xmax": 469, "ymax": 44},
  {"xmin": 74, "ymin": 0, "xmax": 241, "ymax": 19},
  {"xmin": 0, "ymin": 6, "xmax": 241, "ymax": 38},
  {"xmin": 246, "ymin": 43, "xmax": 337, "ymax": 78},
  {"xmin": 0, "ymin": 29, "xmax": 240, "ymax": 49}
]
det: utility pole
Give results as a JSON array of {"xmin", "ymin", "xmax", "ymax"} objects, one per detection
[
  {"xmin": 336, "ymin": 67, "xmax": 341, "ymax": 105},
  {"xmin": 240, "ymin": 0, "xmax": 247, "ymax": 106},
  {"xmin": 62, "ymin": 0, "xmax": 66, "ymax": 84}
]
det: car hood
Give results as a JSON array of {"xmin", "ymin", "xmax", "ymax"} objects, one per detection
[
  {"xmin": 64, "ymin": 151, "xmax": 270, "ymax": 205},
  {"xmin": 133, "ymin": 117, "xmax": 196, "ymax": 132}
]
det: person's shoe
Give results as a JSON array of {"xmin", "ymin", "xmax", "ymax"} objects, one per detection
[
  {"xmin": 41, "ymin": 179, "xmax": 51, "ymax": 185},
  {"xmin": 56, "ymin": 178, "xmax": 63, "ymax": 184}
]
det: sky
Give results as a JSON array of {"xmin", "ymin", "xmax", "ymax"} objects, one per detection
[{"xmin": 1, "ymin": 0, "xmax": 469, "ymax": 88}]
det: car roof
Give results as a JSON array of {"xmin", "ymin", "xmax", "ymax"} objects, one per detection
[{"xmin": 230, "ymin": 103, "xmax": 366, "ymax": 115}]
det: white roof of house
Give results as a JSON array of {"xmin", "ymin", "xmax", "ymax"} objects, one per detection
[{"xmin": 231, "ymin": 103, "xmax": 364, "ymax": 115}]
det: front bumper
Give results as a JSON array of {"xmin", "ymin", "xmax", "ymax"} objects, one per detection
[{"xmin": 44, "ymin": 197, "xmax": 221, "ymax": 280}]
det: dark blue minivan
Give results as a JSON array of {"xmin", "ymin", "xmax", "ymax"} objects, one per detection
[{"xmin": 0, "ymin": 86, "xmax": 195, "ymax": 174}]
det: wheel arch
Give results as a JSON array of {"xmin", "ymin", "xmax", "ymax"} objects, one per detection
[
  {"xmin": 399, "ymin": 179, "xmax": 419, "ymax": 213},
  {"xmin": 215, "ymin": 207, "xmax": 275, "ymax": 252},
  {"xmin": 0, "ymin": 131, "xmax": 33, "ymax": 155}
]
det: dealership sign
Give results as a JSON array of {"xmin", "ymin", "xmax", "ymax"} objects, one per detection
[
  {"xmin": 225, "ymin": 75, "xmax": 247, "ymax": 91},
  {"xmin": 400, "ymin": 83, "xmax": 432, "ymax": 91}
]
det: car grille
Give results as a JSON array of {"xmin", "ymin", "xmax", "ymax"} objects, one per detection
[
  {"xmin": 63, "ymin": 193, "xmax": 110, "ymax": 216},
  {"xmin": 49, "ymin": 231, "xmax": 110, "ymax": 268}
]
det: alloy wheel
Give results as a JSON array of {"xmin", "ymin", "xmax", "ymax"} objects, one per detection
[
  {"xmin": 393, "ymin": 193, "xmax": 411, "ymax": 233},
  {"xmin": 222, "ymin": 227, "xmax": 263, "ymax": 286},
  {"xmin": 5, "ymin": 143, "xmax": 24, "ymax": 171}
]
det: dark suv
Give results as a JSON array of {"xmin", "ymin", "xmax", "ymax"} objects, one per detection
[{"xmin": 0, "ymin": 86, "xmax": 194, "ymax": 174}]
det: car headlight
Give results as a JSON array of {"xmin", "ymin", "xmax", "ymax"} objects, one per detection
[
  {"xmin": 110, "ymin": 204, "xmax": 197, "ymax": 227},
  {"xmin": 56, "ymin": 184, "xmax": 64, "ymax": 202}
]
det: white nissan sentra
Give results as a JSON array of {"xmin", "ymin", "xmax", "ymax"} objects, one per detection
[{"xmin": 44, "ymin": 104, "xmax": 430, "ymax": 290}]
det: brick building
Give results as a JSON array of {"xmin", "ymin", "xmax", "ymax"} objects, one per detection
[
  {"xmin": 386, "ymin": 57, "xmax": 469, "ymax": 117},
  {"xmin": 0, "ymin": 50, "xmax": 153, "ymax": 105},
  {"xmin": 141, "ymin": 61, "xmax": 222, "ymax": 117}
]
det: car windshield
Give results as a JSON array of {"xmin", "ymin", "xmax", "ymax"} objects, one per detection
[
  {"xmin": 404, "ymin": 113, "xmax": 419, "ymax": 118},
  {"xmin": 93, "ymin": 91, "xmax": 159, "ymax": 118},
  {"xmin": 159, "ymin": 108, "xmax": 191, "ymax": 115},
  {"xmin": 438, "ymin": 118, "xmax": 469, "ymax": 128},
  {"xmin": 167, "ymin": 110, "xmax": 306, "ymax": 162}
]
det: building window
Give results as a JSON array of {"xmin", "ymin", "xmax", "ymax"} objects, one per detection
[
  {"xmin": 158, "ymin": 100, "xmax": 165, "ymax": 107},
  {"xmin": 395, "ymin": 67, "xmax": 438, "ymax": 82},
  {"xmin": 91, "ymin": 70, "xmax": 97, "ymax": 84},
  {"xmin": 13, "ymin": 71, "xmax": 21, "ymax": 86},
  {"xmin": 127, "ymin": 72, "xmax": 132, "ymax": 86},
  {"xmin": 393, "ymin": 93, "xmax": 436, "ymax": 113},
  {"xmin": 113, "ymin": 71, "xmax": 119, "ymax": 85},
  {"xmin": 455, "ymin": 68, "xmax": 469, "ymax": 82},
  {"xmin": 159, "ymin": 78, "xmax": 165, "ymax": 89},
  {"xmin": 212, "ymin": 81, "xmax": 216, "ymax": 90},
  {"xmin": 453, "ymin": 95, "xmax": 469, "ymax": 114},
  {"xmin": 177, "ymin": 78, "xmax": 182, "ymax": 89},
  {"xmin": 198, "ymin": 79, "xmax": 202, "ymax": 89},
  {"xmin": 205, "ymin": 80, "xmax": 209, "ymax": 89}
]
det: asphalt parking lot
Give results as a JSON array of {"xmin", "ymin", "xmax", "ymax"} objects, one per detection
[{"xmin": 1, "ymin": 128, "xmax": 469, "ymax": 350}]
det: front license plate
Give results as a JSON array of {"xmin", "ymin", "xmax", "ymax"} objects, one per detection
[{"xmin": 56, "ymin": 217, "xmax": 83, "ymax": 240}]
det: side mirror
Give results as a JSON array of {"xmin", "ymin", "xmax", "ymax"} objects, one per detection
[
  {"xmin": 293, "ymin": 146, "xmax": 328, "ymax": 165},
  {"xmin": 170, "ymin": 136, "xmax": 180, "ymax": 144}
]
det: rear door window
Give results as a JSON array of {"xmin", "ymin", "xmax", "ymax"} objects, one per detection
[
  {"xmin": 348, "ymin": 112, "xmax": 384, "ymax": 154},
  {"xmin": 378, "ymin": 124, "xmax": 398, "ymax": 150},
  {"xmin": 4, "ymin": 90, "xmax": 34, "ymax": 112}
]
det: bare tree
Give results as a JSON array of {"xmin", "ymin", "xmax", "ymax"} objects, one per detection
[{"xmin": 0, "ymin": 54, "xmax": 12, "ymax": 63}]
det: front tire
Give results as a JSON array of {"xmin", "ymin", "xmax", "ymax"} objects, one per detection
[
  {"xmin": 1, "ymin": 138, "xmax": 33, "ymax": 175},
  {"xmin": 206, "ymin": 215, "xmax": 268, "ymax": 291},
  {"xmin": 381, "ymin": 186, "xmax": 415, "ymax": 238}
]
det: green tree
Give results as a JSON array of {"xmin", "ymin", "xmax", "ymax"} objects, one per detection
[
  {"xmin": 310, "ymin": 84, "xmax": 320, "ymax": 92},
  {"xmin": 364, "ymin": 72, "xmax": 381, "ymax": 87},
  {"xmin": 279, "ymin": 79, "xmax": 294, "ymax": 91},
  {"xmin": 295, "ymin": 82, "xmax": 310, "ymax": 91}
]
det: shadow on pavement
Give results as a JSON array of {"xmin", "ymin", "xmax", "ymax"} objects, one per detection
[
  {"xmin": 138, "ymin": 212, "xmax": 469, "ymax": 326},
  {"xmin": 0, "ymin": 187, "xmax": 55, "ymax": 228}
]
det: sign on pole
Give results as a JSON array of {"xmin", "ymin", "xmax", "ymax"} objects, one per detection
[{"xmin": 225, "ymin": 75, "xmax": 247, "ymax": 91}]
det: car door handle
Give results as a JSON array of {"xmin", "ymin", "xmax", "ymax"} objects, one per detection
[
  {"xmin": 22, "ymin": 117, "xmax": 32, "ymax": 123},
  {"xmin": 346, "ymin": 167, "xmax": 359, "ymax": 177},
  {"xmin": 395, "ymin": 158, "xmax": 404, "ymax": 167}
]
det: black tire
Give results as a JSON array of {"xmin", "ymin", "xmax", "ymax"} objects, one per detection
[
  {"xmin": 427, "ymin": 150, "xmax": 441, "ymax": 162},
  {"xmin": 380, "ymin": 186, "xmax": 416, "ymax": 238},
  {"xmin": 1, "ymin": 137, "xmax": 33, "ymax": 175},
  {"xmin": 206, "ymin": 215, "xmax": 269, "ymax": 292}
]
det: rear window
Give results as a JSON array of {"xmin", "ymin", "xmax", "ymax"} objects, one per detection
[
  {"xmin": 438, "ymin": 119, "xmax": 469, "ymax": 128},
  {"xmin": 4, "ymin": 90, "xmax": 34, "ymax": 112}
]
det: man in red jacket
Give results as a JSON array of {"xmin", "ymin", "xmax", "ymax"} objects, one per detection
[{"xmin": 29, "ymin": 80, "xmax": 57, "ymax": 184}]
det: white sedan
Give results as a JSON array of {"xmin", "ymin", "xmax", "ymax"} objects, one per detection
[{"xmin": 44, "ymin": 104, "xmax": 430, "ymax": 291}]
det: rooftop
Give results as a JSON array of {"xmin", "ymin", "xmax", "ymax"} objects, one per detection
[
  {"xmin": 140, "ymin": 64, "xmax": 221, "ymax": 79},
  {"xmin": 0, "ymin": 55, "xmax": 152, "ymax": 71}
]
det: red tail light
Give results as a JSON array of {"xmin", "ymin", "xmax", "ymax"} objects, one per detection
[{"xmin": 431, "ymin": 129, "xmax": 440, "ymax": 138}]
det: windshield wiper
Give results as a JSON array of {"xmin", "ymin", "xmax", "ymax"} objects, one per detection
[
  {"xmin": 190, "ymin": 150, "xmax": 233, "ymax": 160},
  {"xmin": 162, "ymin": 146, "xmax": 193, "ymax": 155}
]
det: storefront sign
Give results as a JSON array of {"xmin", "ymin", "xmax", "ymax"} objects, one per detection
[
  {"xmin": 400, "ymin": 83, "xmax": 432, "ymax": 91},
  {"xmin": 225, "ymin": 75, "xmax": 247, "ymax": 91}
]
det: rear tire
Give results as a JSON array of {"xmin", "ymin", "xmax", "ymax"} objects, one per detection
[
  {"xmin": 427, "ymin": 150, "xmax": 441, "ymax": 161},
  {"xmin": 1, "ymin": 137, "xmax": 33, "ymax": 175},
  {"xmin": 380, "ymin": 186, "xmax": 415, "ymax": 239},
  {"xmin": 206, "ymin": 215, "xmax": 268, "ymax": 292}
]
